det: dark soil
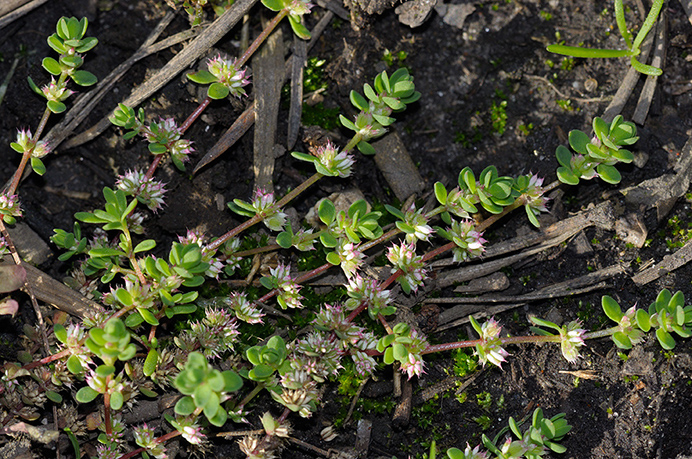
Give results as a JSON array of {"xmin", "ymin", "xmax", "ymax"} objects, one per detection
[{"xmin": 2, "ymin": 0, "xmax": 692, "ymax": 458}]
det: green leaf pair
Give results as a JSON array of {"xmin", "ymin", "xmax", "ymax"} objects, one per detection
[
  {"xmin": 603, "ymin": 290, "xmax": 692, "ymax": 351},
  {"xmin": 556, "ymin": 115, "xmax": 637, "ymax": 186},
  {"xmin": 85, "ymin": 318, "xmax": 137, "ymax": 367},
  {"xmin": 244, "ymin": 335, "xmax": 291, "ymax": 383},
  {"xmin": 342, "ymin": 69, "xmax": 421, "ymax": 154},
  {"xmin": 174, "ymin": 352, "xmax": 243, "ymax": 427},
  {"xmin": 317, "ymin": 198, "xmax": 383, "ymax": 248}
]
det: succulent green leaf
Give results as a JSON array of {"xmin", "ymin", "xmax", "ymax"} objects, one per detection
[
  {"xmin": 392, "ymin": 342, "xmax": 408, "ymax": 361},
  {"xmin": 326, "ymin": 251, "xmax": 341, "ymax": 265},
  {"xmin": 383, "ymin": 347, "xmax": 394, "ymax": 364},
  {"xmin": 382, "ymin": 96, "xmax": 405, "ymax": 111},
  {"xmin": 630, "ymin": 56, "xmax": 662, "ymax": 76},
  {"xmin": 187, "ymin": 70, "xmax": 218, "ymax": 84},
  {"xmin": 357, "ymin": 141, "xmax": 376, "ymax": 155},
  {"xmin": 670, "ymin": 290, "xmax": 685, "ymax": 308},
  {"xmin": 276, "ymin": 231, "xmax": 293, "ymax": 249},
  {"xmin": 208, "ymin": 405, "xmax": 227, "ymax": 427},
  {"xmin": 223, "ymin": 370, "xmax": 243, "ymax": 392},
  {"xmin": 60, "ymin": 54, "xmax": 83, "ymax": 68},
  {"xmin": 47, "ymin": 100, "xmax": 67, "ymax": 113},
  {"xmin": 596, "ymin": 164, "xmax": 622, "ymax": 184},
  {"xmin": 288, "ymin": 15, "xmax": 311, "ymax": 40},
  {"xmin": 110, "ymin": 391, "xmax": 124, "ymax": 410},
  {"xmin": 546, "ymin": 44, "xmax": 634, "ymax": 58},
  {"xmin": 318, "ymin": 199, "xmax": 336, "ymax": 225},
  {"xmin": 350, "ymin": 90, "xmax": 369, "ymax": 111},
  {"xmin": 207, "ymin": 82, "xmax": 230, "ymax": 100},
  {"xmin": 548, "ymin": 441, "xmax": 567, "ymax": 454},
  {"xmin": 42, "ymin": 57, "xmax": 62, "ymax": 75},
  {"xmin": 47, "ymin": 35, "xmax": 66, "ymax": 54},
  {"xmin": 612, "ymin": 148, "xmax": 634, "ymax": 163},
  {"xmin": 339, "ymin": 114, "xmax": 357, "ymax": 130},
  {"xmin": 148, "ymin": 143, "xmax": 168, "ymax": 155},
  {"xmin": 114, "ymin": 288, "xmax": 133, "ymax": 307},
  {"xmin": 66, "ymin": 355, "xmax": 84, "ymax": 374},
  {"xmin": 139, "ymin": 308, "xmax": 159, "ymax": 326},
  {"xmin": 52, "ymin": 324, "xmax": 67, "ymax": 344},
  {"xmin": 249, "ymin": 364, "xmax": 274, "ymax": 380},
  {"xmin": 75, "ymin": 386, "xmax": 99, "ymax": 403},
  {"xmin": 194, "ymin": 383, "xmax": 212, "ymax": 408},
  {"xmin": 372, "ymin": 113, "xmax": 396, "ymax": 126},
  {"xmin": 175, "ymin": 396, "xmax": 196, "ymax": 415},
  {"xmin": 134, "ymin": 239, "xmax": 156, "ymax": 253},
  {"xmin": 612, "ymin": 331, "xmax": 632, "ymax": 349},
  {"xmin": 291, "ymin": 151, "xmax": 316, "ymax": 163},
  {"xmin": 434, "ymin": 182, "xmax": 447, "ymax": 204},
  {"xmin": 568, "ymin": 130, "xmax": 590, "ymax": 154},
  {"xmin": 554, "ymin": 146, "xmax": 572, "ymax": 171},
  {"xmin": 656, "ymin": 328, "xmax": 676, "ymax": 350},
  {"xmin": 71, "ymin": 70, "xmax": 97, "ymax": 86},
  {"xmin": 143, "ymin": 348, "xmax": 158, "ymax": 377},
  {"xmin": 592, "ymin": 117, "xmax": 609, "ymax": 141},
  {"xmin": 602, "ymin": 295, "xmax": 623, "ymax": 323},
  {"xmin": 636, "ymin": 309, "xmax": 651, "ymax": 332},
  {"xmin": 76, "ymin": 36, "xmax": 98, "ymax": 53},
  {"xmin": 261, "ymin": 0, "xmax": 284, "ymax": 11},
  {"xmin": 46, "ymin": 390, "xmax": 63, "ymax": 403}
]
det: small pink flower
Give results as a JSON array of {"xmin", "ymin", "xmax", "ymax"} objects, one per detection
[
  {"xmin": 251, "ymin": 188, "xmax": 287, "ymax": 231},
  {"xmin": 474, "ymin": 318, "xmax": 510, "ymax": 369},
  {"xmin": 386, "ymin": 242, "xmax": 427, "ymax": 293},
  {"xmin": 312, "ymin": 141, "xmax": 354, "ymax": 178},
  {"xmin": 207, "ymin": 55, "xmax": 250, "ymax": 98},
  {"xmin": 448, "ymin": 220, "xmax": 486, "ymax": 263},
  {"xmin": 42, "ymin": 77, "xmax": 74, "ymax": 102},
  {"xmin": 0, "ymin": 193, "xmax": 22, "ymax": 219},
  {"xmin": 337, "ymin": 242, "xmax": 365, "ymax": 278},
  {"xmin": 560, "ymin": 320, "xmax": 586, "ymax": 363}
]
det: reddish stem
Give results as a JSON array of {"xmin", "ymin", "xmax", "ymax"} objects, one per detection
[
  {"xmin": 104, "ymin": 383, "xmax": 112, "ymax": 437},
  {"xmin": 238, "ymin": 10, "xmax": 288, "ymax": 67},
  {"xmin": 180, "ymin": 96, "xmax": 211, "ymax": 135},
  {"xmin": 144, "ymin": 154, "xmax": 164, "ymax": 181},
  {"xmin": 21, "ymin": 348, "xmax": 71, "ymax": 370},
  {"xmin": 118, "ymin": 430, "xmax": 181, "ymax": 459}
]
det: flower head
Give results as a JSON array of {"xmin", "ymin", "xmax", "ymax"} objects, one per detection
[
  {"xmin": 473, "ymin": 318, "xmax": 509, "ymax": 368},
  {"xmin": 345, "ymin": 274, "xmax": 393, "ymax": 318},
  {"xmin": 143, "ymin": 117, "xmax": 181, "ymax": 146},
  {"xmin": 618, "ymin": 306, "xmax": 646, "ymax": 345},
  {"xmin": 447, "ymin": 220, "xmax": 486, "ymax": 263},
  {"xmin": 224, "ymin": 292, "xmax": 265, "ymax": 324},
  {"xmin": 172, "ymin": 415, "xmax": 207, "ymax": 445},
  {"xmin": 42, "ymin": 77, "xmax": 74, "ymax": 102},
  {"xmin": 117, "ymin": 169, "xmax": 167, "ymax": 212},
  {"xmin": 251, "ymin": 188, "xmax": 287, "ymax": 231},
  {"xmin": 457, "ymin": 443, "xmax": 488, "ymax": 459},
  {"xmin": 571, "ymin": 154, "xmax": 599, "ymax": 180},
  {"xmin": 354, "ymin": 112, "xmax": 387, "ymax": 140},
  {"xmin": 401, "ymin": 203, "xmax": 434, "ymax": 244},
  {"xmin": 311, "ymin": 141, "xmax": 354, "ymax": 178},
  {"xmin": 0, "ymin": 193, "xmax": 22, "ymax": 223},
  {"xmin": 133, "ymin": 423, "xmax": 167, "ymax": 459},
  {"xmin": 386, "ymin": 242, "xmax": 427, "ymax": 293},
  {"xmin": 559, "ymin": 320, "xmax": 586, "ymax": 363},
  {"xmin": 170, "ymin": 139, "xmax": 194, "ymax": 170},
  {"xmin": 0, "ymin": 235, "xmax": 9, "ymax": 259},
  {"xmin": 207, "ymin": 55, "xmax": 250, "ymax": 98},
  {"xmin": 286, "ymin": 0, "xmax": 313, "ymax": 17},
  {"xmin": 178, "ymin": 230, "xmax": 224, "ymax": 277},
  {"xmin": 520, "ymin": 173, "xmax": 550, "ymax": 220},
  {"xmin": 336, "ymin": 241, "xmax": 365, "ymax": 279}
]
